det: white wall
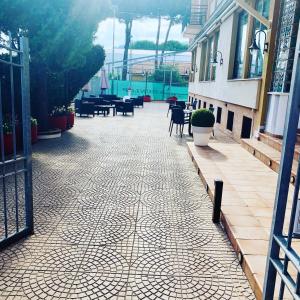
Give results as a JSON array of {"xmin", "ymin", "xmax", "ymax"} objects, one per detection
[
  {"xmin": 264, "ymin": 93, "xmax": 300, "ymax": 136},
  {"xmin": 189, "ymin": 14, "xmax": 261, "ymax": 109}
]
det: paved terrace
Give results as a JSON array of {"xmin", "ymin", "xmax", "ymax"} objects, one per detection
[
  {"xmin": 0, "ymin": 103, "xmax": 254, "ymax": 299},
  {"xmin": 188, "ymin": 132, "xmax": 296, "ymax": 300}
]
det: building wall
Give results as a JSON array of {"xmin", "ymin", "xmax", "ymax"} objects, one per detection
[
  {"xmin": 189, "ymin": 14, "xmax": 262, "ymax": 110},
  {"xmin": 189, "ymin": 93, "xmax": 257, "ymax": 141}
]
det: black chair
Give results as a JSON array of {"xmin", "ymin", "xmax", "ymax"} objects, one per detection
[
  {"xmin": 132, "ymin": 96, "xmax": 144, "ymax": 108},
  {"xmin": 169, "ymin": 108, "xmax": 189, "ymax": 138},
  {"xmin": 100, "ymin": 94, "xmax": 121, "ymax": 104},
  {"xmin": 115, "ymin": 101, "xmax": 134, "ymax": 116},
  {"xmin": 75, "ymin": 99, "xmax": 95, "ymax": 117},
  {"xmin": 176, "ymin": 101, "xmax": 186, "ymax": 110}
]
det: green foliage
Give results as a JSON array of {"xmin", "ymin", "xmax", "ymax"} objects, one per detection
[
  {"xmin": 163, "ymin": 40, "xmax": 188, "ymax": 51},
  {"xmin": 130, "ymin": 40, "xmax": 188, "ymax": 51},
  {"xmin": 131, "ymin": 40, "xmax": 156, "ymax": 50},
  {"xmin": 191, "ymin": 109, "xmax": 215, "ymax": 128},
  {"xmin": 3, "ymin": 122, "xmax": 12, "ymax": 135},
  {"xmin": 0, "ymin": 0, "xmax": 109, "ymax": 125},
  {"xmin": 149, "ymin": 65, "xmax": 187, "ymax": 86},
  {"xmin": 31, "ymin": 118, "xmax": 38, "ymax": 126}
]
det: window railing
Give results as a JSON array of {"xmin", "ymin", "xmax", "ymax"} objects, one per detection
[{"xmin": 190, "ymin": 5, "xmax": 208, "ymax": 26}]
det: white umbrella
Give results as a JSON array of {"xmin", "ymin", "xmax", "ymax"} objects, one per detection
[{"xmin": 100, "ymin": 68, "xmax": 110, "ymax": 95}]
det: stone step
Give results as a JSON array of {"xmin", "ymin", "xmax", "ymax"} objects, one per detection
[
  {"xmin": 258, "ymin": 132, "xmax": 300, "ymax": 162},
  {"xmin": 241, "ymin": 138, "xmax": 297, "ymax": 185}
]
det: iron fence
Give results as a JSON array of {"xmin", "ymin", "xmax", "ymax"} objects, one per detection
[{"xmin": 0, "ymin": 33, "xmax": 33, "ymax": 249}]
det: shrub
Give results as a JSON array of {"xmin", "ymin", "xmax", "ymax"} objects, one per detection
[
  {"xmin": 191, "ymin": 109, "xmax": 215, "ymax": 128},
  {"xmin": 3, "ymin": 122, "xmax": 12, "ymax": 134}
]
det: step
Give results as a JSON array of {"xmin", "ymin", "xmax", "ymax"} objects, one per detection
[
  {"xmin": 187, "ymin": 140, "xmax": 295, "ymax": 300},
  {"xmin": 259, "ymin": 133, "xmax": 300, "ymax": 162},
  {"xmin": 241, "ymin": 138, "xmax": 298, "ymax": 185}
]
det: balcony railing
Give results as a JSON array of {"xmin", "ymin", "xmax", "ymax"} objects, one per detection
[{"xmin": 189, "ymin": 5, "xmax": 208, "ymax": 26}]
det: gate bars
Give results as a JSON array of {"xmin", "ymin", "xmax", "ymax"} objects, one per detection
[
  {"xmin": 0, "ymin": 33, "xmax": 33, "ymax": 249},
  {"xmin": 263, "ymin": 23, "xmax": 300, "ymax": 299}
]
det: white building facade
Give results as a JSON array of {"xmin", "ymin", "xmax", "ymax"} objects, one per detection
[{"xmin": 185, "ymin": 0, "xmax": 273, "ymax": 141}]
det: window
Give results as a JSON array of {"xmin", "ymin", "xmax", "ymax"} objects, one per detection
[
  {"xmin": 190, "ymin": 49, "xmax": 197, "ymax": 82},
  {"xmin": 206, "ymin": 36, "xmax": 214, "ymax": 80},
  {"xmin": 199, "ymin": 31, "xmax": 220, "ymax": 81},
  {"xmin": 249, "ymin": 0, "xmax": 270, "ymax": 78},
  {"xmin": 198, "ymin": 100, "xmax": 201, "ymax": 108},
  {"xmin": 203, "ymin": 102, "xmax": 207, "ymax": 108},
  {"xmin": 211, "ymin": 31, "xmax": 219, "ymax": 81},
  {"xmin": 227, "ymin": 111, "xmax": 234, "ymax": 131},
  {"xmin": 217, "ymin": 107, "xmax": 222, "ymax": 123},
  {"xmin": 241, "ymin": 116, "xmax": 252, "ymax": 138},
  {"xmin": 199, "ymin": 41, "xmax": 207, "ymax": 81},
  {"xmin": 233, "ymin": 11, "xmax": 248, "ymax": 79}
]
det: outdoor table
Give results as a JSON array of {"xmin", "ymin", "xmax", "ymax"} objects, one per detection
[
  {"xmin": 184, "ymin": 109, "xmax": 193, "ymax": 136},
  {"xmin": 96, "ymin": 105, "xmax": 116, "ymax": 117}
]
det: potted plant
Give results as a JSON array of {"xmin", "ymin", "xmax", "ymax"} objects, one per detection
[
  {"xmin": 191, "ymin": 109, "xmax": 215, "ymax": 146},
  {"xmin": 49, "ymin": 106, "xmax": 68, "ymax": 131},
  {"xmin": 3, "ymin": 121, "xmax": 13, "ymax": 155},
  {"xmin": 66, "ymin": 107, "xmax": 75, "ymax": 129},
  {"xmin": 31, "ymin": 118, "xmax": 38, "ymax": 144}
]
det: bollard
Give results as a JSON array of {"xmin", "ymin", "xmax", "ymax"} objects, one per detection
[{"xmin": 212, "ymin": 179, "xmax": 223, "ymax": 223}]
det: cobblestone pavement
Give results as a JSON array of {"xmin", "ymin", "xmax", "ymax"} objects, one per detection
[{"xmin": 0, "ymin": 103, "xmax": 255, "ymax": 299}]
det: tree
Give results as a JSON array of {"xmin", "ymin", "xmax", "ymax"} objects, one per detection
[
  {"xmin": 0, "ymin": 0, "xmax": 109, "ymax": 130},
  {"xmin": 130, "ymin": 40, "xmax": 156, "ymax": 50},
  {"xmin": 112, "ymin": 0, "xmax": 142, "ymax": 80},
  {"xmin": 150, "ymin": 65, "xmax": 187, "ymax": 86},
  {"xmin": 130, "ymin": 40, "xmax": 188, "ymax": 51},
  {"xmin": 162, "ymin": 40, "xmax": 188, "ymax": 51},
  {"xmin": 159, "ymin": 0, "xmax": 190, "ymax": 66}
]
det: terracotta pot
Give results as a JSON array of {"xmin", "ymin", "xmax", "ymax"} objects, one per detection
[
  {"xmin": 3, "ymin": 133, "xmax": 13, "ymax": 155},
  {"xmin": 31, "ymin": 125, "xmax": 38, "ymax": 144},
  {"xmin": 143, "ymin": 95, "xmax": 151, "ymax": 102},
  {"xmin": 67, "ymin": 112, "xmax": 75, "ymax": 129},
  {"xmin": 49, "ymin": 115, "xmax": 67, "ymax": 131}
]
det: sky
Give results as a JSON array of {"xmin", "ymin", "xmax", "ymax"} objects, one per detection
[{"xmin": 95, "ymin": 17, "xmax": 189, "ymax": 50}]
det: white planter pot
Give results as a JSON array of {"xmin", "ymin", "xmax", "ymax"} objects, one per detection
[{"xmin": 192, "ymin": 126, "xmax": 213, "ymax": 146}]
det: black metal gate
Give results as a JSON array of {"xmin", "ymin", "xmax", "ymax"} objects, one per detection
[
  {"xmin": 263, "ymin": 22, "xmax": 300, "ymax": 299},
  {"xmin": 0, "ymin": 33, "xmax": 33, "ymax": 249}
]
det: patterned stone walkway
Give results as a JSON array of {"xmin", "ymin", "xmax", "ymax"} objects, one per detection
[{"xmin": 0, "ymin": 103, "xmax": 255, "ymax": 299}]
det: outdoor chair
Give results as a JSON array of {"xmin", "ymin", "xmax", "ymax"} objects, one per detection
[
  {"xmin": 176, "ymin": 101, "xmax": 186, "ymax": 110},
  {"xmin": 75, "ymin": 99, "xmax": 95, "ymax": 117},
  {"xmin": 169, "ymin": 108, "xmax": 189, "ymax": 138},
  {"xmin": 115, "ymin": 101, "xmax": 134, "ymax": 116},
  {"xmin": 167, "ymin": 100, "xmax": 185, "ymax": 117},
  {"xmin": 132, "ymin": 96, "xmax": 144, "ymax": 108},
  {"xmin": 166, "ymin": 96, "xmax": 178, "ymax": 104},
  {"xmin": 100, "ymin": 94, "xmax": 121, "ymax": 104}
]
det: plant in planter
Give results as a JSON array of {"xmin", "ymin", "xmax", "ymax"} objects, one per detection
[
  {"xmin": 191, "ymin": 109, "xmax": 215, "ymax": 146},
  {"xmin": 66, "ymin": 107, "xmax": 75, "ymax": 129},
  {"xmin": 31, "ymin": 118, "xmax": 38, "ymax": 144},
  {"xmin": 49, "ymin": 106, "xmax": 68, "ymax": 131}
]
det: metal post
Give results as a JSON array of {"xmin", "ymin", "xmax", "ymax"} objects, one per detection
[
  {"xmin": 20, "ymin": 37, "xmax": 34, "ymax": 234},
  {"xmin": 112, "ymin": 5, "xmax": 116, "ymax": 95},
  {"xmin": 145, "ymin": 72, "xmax": 148, "ymax": 96},
  {"xmin": 169, "ymin": 70, "xmax": 173, "ymax": 98},
  {"xmin": 212, "ymin": 180, "xmax": 223, "ymax": 223}
]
